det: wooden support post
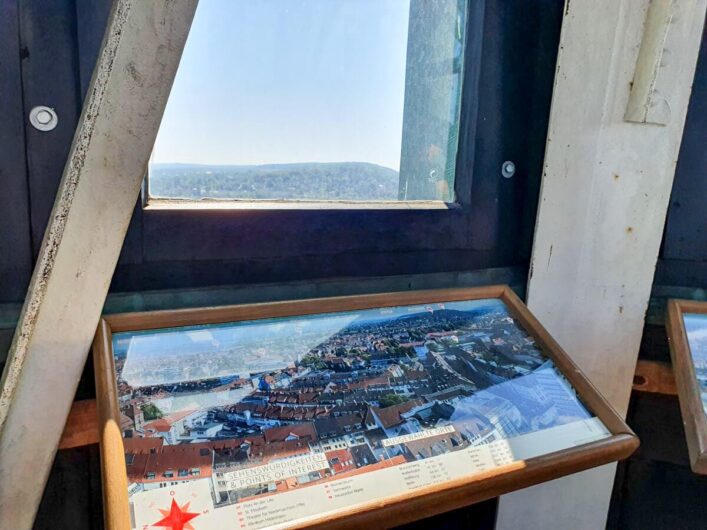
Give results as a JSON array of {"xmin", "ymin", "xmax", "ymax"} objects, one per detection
[
  {"xmin": 495, "ymin": 1, "xmax": 706, "ymax": 529},
  {"xmin": 0, "ymin": 1, "xmax": 197, "ymax": 528}
]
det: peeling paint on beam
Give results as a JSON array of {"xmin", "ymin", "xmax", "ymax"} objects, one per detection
[
  {"xmin": 0, "ymin": 1, "xmax": 197, "ymax": 527},
  {"xmin": 625, "ymin": 0, "xmax": 677, "ymax": 124}
]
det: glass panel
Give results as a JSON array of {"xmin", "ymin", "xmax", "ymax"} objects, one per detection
[
  {"xmin": 148, "ymin": 0, "xmax": 467, "ymax": 204},
  {"xmin": 113, "ymin": 298, "xmax": 610, "ymax": 528},
  {"xmin": 684, "ymin": 313, "xmax": 707, "ymax": 415}
]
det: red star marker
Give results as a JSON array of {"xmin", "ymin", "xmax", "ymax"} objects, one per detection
[{"xmin": 152, "ymin": 499, "xmax": 200, "ymax": 530}]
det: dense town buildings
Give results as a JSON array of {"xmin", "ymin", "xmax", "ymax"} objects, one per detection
[{"xmin": 116, "ymin": 301, "xmax": 591, "ymax": 504}]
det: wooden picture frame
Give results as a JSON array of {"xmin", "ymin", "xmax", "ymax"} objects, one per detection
[
  {"xmin": 666, "ymin": 299, "xmax": 707, "ymax": 474},
  {"xmin": 94, "ymin": 285, "xmax": 638, "ymax": 530}
]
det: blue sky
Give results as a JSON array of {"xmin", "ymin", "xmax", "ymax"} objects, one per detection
[{"xmin": 151, "ymin": 0, "xmax": 410, "ymax": 171}]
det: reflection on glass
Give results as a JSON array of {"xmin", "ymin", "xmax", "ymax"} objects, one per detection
[
  {"xmin": 148, "ymin": 0, "xmax": 467, "ymax": 203},
  {"xmin": 114, "ymin": 297, "xmax": 609, "ymax": 524},
  {"xmin": 684, "ymin": 313, "xmax": 707, "ymax": 414}
]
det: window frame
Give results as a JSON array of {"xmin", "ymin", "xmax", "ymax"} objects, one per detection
[
  {"xmin": 32, "ymin": 0, "xmax": 563, "ymax": 295},
  {"xmin": 2, "ymin": 0, "xmax": 567, "ymax": 303},
  {"xmin": 129, "ymin": 1, "xmax": 483, "ymax": 266},
  {"xmin": 143, "ymin": 1, "xmax": 471, "ymax": 211}
]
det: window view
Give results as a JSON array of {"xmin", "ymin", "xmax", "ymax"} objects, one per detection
[{"xmin": 148, "ymin": 0, "xmax": 468, "ymax": 205}]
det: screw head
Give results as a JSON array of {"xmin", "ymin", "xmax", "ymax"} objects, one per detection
[
  {"xmin": 29, "ymin": 106, "xmax": 58, "ymax": 131},
  {"xmin": 501, "ymin": 160, "xmax": 516, "ymax": 179}
]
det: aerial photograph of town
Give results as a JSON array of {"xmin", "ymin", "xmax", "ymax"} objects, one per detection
[
  {"xmin": 684, "ymin": 313, "xmax": 707, "ymax": 414},
  {"xmin": 113, "ymin": 298, "xmax": 595, "ymax": 510}
]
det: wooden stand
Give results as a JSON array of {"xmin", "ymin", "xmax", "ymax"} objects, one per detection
[
  {"xmin": 666, "ymin": 299, "xmax": 707, "ymax": 474},
  {"xmin": 91, "ymin": 286, "xmax": 638, "ymax": 529}
]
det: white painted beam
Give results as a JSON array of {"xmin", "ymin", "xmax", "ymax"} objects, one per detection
[
  {"xmin": 0, "ymin": 1, "xmax": 197, "ymax": 528},
  {"xmin": 496, "ymin": 0, "xmax": 706, "ymax": 529}
]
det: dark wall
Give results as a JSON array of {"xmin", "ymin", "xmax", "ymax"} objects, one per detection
[{"xmin": 655, "ymin": 28, "xmax": 707, "ymax": 288}]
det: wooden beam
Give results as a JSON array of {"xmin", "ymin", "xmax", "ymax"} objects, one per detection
[
  {"xmin": 632, "ymin": 360, "xmax": 677, "ymax": 395},
  {"xmin": 0, "ymin": 2, "xmax": 197, "ymax": 528},
  {"xmin": 59, "ymin": 399, "xmax": 99, "ymax": 450},
  {"xmin": 496, "ymin": 0, "xmax": 706, "ymax": 529}
]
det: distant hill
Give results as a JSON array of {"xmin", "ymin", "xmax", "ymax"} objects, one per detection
[
  {"xmin": 149, "ymin": 162, "xmax": 400, "ymax": 201},
  {"xmin": 350, "ymin": 307, "xmax": 500, "ymax": 329}
]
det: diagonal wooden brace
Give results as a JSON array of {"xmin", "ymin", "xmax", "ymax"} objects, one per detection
[{"xmin": 0, "ymin": 1, "xmax": 197, "ymax": 527}]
